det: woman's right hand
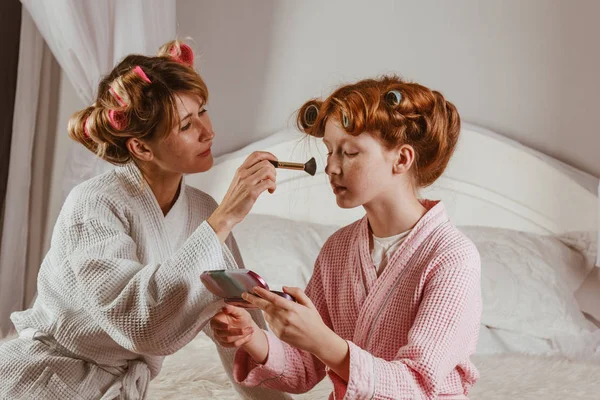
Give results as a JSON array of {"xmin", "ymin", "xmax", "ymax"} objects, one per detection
[
  {"xmin": 208, "ymin": 151, "xmax": 277, "ymax": 241},
  {"xmin": 211, "ymin": 305, "xmax": 257, "ymax": 347}
]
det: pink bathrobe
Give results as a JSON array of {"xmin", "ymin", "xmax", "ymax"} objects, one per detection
[{"xmin": 234, "ymin": 201, "xmax": 482, "ymax": 399}]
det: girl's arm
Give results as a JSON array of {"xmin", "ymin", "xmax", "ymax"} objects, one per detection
[
  {"xmin": 208, "ymin": 234, "xmax": 293, "ymax": 400},
  {"xmin": 231, "ymin": 261, "xmax": 332, "ymax": 394}
]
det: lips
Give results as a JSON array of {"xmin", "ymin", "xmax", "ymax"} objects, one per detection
[
  {"xmin": 199, "ymin": 147, "xmax": 212, "ymax": 157},
  {"xmin": 331, "ymin": 182, "xmax": 347, "ymax": 194}
]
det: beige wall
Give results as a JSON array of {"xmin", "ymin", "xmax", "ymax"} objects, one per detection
[
  {"xmin": 176, "ymin": 0, "xmax": 600, "ymax": 176},
  {"xmin": 46, "ymin": 0, "xmax": 599, "ymax": 251}
]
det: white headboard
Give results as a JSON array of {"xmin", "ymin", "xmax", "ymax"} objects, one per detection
[{"xmin": 187, "ymin": 123, "xmax": 598, "ymax": 235}]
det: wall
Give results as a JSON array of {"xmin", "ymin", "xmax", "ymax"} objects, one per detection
[
  {"xmin": 176, "ymin": 0, "xmax": 600, "ymax": 176},
  {"xmin": 44, "ymin": 0, "xmax": 600, "ymax": 251}
]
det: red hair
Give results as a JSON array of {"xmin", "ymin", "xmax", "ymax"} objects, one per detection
[{"xmin": 297, "ymin": 75, "xmax": 460, "ymax": 188}]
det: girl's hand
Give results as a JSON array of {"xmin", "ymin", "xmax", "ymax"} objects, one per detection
[
  {"xmin": 210, "ymin": 305, "xmax": 256, "ymax": 348},
  {"xmin": 242, "ymin": 286, "xmax": 330, "ymax": 354},
  {"xmin": 208, "ymin": 151, "xmax": 277, "ymax": 242}
]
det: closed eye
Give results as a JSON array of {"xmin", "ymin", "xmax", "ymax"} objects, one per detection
[
  {"xmin": 345, "ymin": 152, "xmax": 359, "ymax": 157},
  {"xmin": 181, "ymin": 106, "xmax": 208, "ymax": 131}
]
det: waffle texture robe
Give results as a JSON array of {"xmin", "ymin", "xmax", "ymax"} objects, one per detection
[
  {"xmin": 234, "ymin": 201, "xmax": 481, "ymax": 400},
  {"xmin": 0, "ymin": 162, "xmax": 290, "ymax": 400}
]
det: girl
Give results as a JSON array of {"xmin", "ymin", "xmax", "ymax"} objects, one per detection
[
  {"xmin": 211, "ymin": 76, "xmax": 482, "ymax": 399},
  {"xmin": 0, "ymin": 40, "xmax": 290, "ymax": 400}
]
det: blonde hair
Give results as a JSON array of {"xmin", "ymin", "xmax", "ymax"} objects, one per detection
[{"xmin": 68, "ymin": 40, "xmax": 208, "ymax": 164}]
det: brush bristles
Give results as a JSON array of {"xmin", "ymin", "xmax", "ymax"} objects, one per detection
[{"xmin": 304, "ymin": 157, "xmax": 317, "ymax": 176}]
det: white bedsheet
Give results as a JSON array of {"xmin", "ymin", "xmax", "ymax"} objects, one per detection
[{"xmin": 477, "ymin": 325, "xmax": 554, "ymax": 355}]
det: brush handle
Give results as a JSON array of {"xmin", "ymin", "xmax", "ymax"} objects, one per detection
[{"xmin": 268, "ymin": 160, "xmax": 305, "ymax": 170}]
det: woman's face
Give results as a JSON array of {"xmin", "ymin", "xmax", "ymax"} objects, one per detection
[{"xmin": 148, "ymin": 93, "xmax": 215, "ymax": 174}]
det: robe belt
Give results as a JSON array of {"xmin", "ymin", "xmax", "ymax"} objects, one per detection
[{"xmin": 19, "ymin": 328, "xmax": 150, "ymax": 399}]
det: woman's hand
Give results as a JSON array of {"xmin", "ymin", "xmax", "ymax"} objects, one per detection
[
  {"xmin": 243, "ymin": 287, "xmax": 351, "ymax": 381},
  {"xmin": 208, "ymin": 151, "xmax": 277, "ymax": 242},
  {"xmin": 211, "ymin": 305, "xmax": 256, "ymax": 348},
  {"xmin": 210, "ymin": 304, "xmax": 270, "ymax": 364}
]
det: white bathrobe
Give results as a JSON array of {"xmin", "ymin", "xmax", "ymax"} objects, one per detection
[{"xmin": 0, "ymin": 162, "xmax": 290, "ymax": 400}]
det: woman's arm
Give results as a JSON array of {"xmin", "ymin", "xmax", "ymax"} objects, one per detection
[
  {"xmin": 67, "ymin": 206, "xmax": 233, "ymax": 356},
  {"xmin": 67, "ymin": 151, "xmax": 279, "ymax": 356}
]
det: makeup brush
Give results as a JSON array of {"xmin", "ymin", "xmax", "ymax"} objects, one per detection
[{"xmin": 268, "ymin": 157, "xmax": 317, "ymax": 176}]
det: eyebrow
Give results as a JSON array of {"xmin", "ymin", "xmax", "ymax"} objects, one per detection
[
  {"xmin": 323, "ymin": 137, "xmax": 349, "ymax": 146},
  {"xmin": 180, "ymin": 101, "xmax": 207, "ymax": 123}
]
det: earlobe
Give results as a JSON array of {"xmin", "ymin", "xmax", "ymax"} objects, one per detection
[
  {"xmin": 392, "ymin": 155, "xmax": 406, "ymax": 175},
  {"xmin": 127, "ymin": 138, "xmax": 154, "ymax": 162}
]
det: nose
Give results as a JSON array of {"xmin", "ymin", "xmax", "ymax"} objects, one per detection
[
  {"xmin": 196, "ymin": 117, "xmax": 215, "ymax": 141},
  {"xmin": 325, "ymin": 154, "xmax": 341, "ymax": 176},
  {"xmin": 202, "ymin": 127, "xmax": 215, "ymax": 141}
]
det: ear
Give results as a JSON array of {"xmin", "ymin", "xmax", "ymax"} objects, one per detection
[
  {"xmin": 126, "ymin": 138, "xmax": 154, "ymax": 162},
  {"xmin": 392, "ymin": 144, "xmax": 416, "ymax": 175}
]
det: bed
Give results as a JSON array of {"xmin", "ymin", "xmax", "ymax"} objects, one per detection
[{"xmin": 153, "ymin": 121, "xmax": 600, "ymax": 399}]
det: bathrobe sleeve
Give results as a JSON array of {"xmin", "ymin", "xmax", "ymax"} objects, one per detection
[
  {"xmin": 64, "ymin": 192, "xmax": 241, "ymax": 356},
  {"xmin": 232, "ymin": 259, "xmax": 330, "ymax": 394},
  {"xmin": 203, "ymin": 231, "xmax": 293, "ymax": 400}
]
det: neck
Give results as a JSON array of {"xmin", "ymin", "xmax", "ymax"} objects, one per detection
[
  {"xmin": 135, "ymin": 161, "xmax": 183, "ymax": 215},
  {"xmin": 363, "ymin": 189, "xmax": 427, "ymax": 238}
]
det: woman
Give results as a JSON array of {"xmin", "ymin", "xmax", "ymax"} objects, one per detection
[{"xmin": 0, "ymin": 40, "xmax": 290, "ymax": 400}]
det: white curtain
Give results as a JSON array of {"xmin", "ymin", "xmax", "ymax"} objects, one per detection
[
  {"xmin": 0, "ymin": 10, "xmax": 48, "ymax": 339},
  {"xmin": 0, "ymin": 0, "xmax": 176, "ymax": 338},
  {"xmin": 20, "ymin": 0, "xmax": 177, "ymax": 198}
]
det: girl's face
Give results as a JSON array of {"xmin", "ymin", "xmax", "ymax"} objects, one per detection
[
  {"xmin": 323, "ymin": 119, "xmax": 402, "ymax": 209},
  {"xmin": 148, "ymin": 93, "xmax": 215, "ymax": 174}
]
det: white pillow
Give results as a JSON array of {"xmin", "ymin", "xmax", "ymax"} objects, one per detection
[
  {"xmin": 232, "ymin": 214, "xmax": 339, "ymax": 290},
  {"xmin": 557, "ymin": 231, "xmax": 598, "ymax": 287},
  {"xmin": 557, "ymin": 231, "xmax": 600, "ymax": 325},
  {"xmin": 459, "ymin": 226, "xmax": 595, "ymax": 338}
]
